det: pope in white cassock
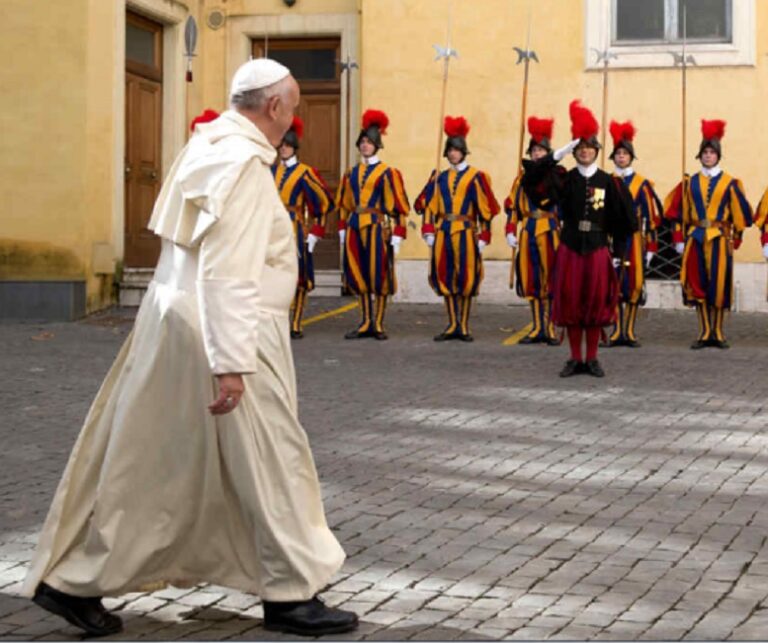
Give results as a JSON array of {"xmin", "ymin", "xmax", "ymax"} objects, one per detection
[{"xmin": 22, "ymin": 59, "xmax": 358, "ymax": 638}]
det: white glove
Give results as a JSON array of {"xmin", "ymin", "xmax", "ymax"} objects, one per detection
[
  {"xmin": 506, "ymin": 233, "xmax": 518, "ymax": 249},
  {"xmin": 645, "ymin": 251, "xmax": 655, "ymax": 266},
  {"xmin": 553, "ymin": 138, "xmax": 580, "ymax": 162},
  {"xmin": 339, "ymin": 229, "xmax": 346, "ymax": 245},
  {"xmin": 763, "ymin": 243, "xmax": 768, "ymax": 260},
  {"xmin": 391, "ymin": 235, "xmax": 404, "ymax": 255},
  {"xmin": 424, "ymin": 233, "xmax": 435, "ymax": 247},
  {"xmin": 307, "ymin": 233, "xmax": 320, "ymax": 253},
  {"xmin": 675, "ymin": 242, "xmax": 685, "ymax": 255},
  {"xmin": 612, "ymin": 257, "xmax": 621, "ymax": 269},
  {"xmin": 478, "ymin": 240, "xmax": 488, "ymax": 253}
]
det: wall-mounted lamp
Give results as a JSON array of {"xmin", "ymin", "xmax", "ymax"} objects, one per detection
[{"xmin": 283, "ymin": 0, "xmax": 297, "ymax": 7}]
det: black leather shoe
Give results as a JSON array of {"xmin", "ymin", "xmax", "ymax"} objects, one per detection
[
  {"xmin": 263, "ymin": 597, "xmax": 358, "ymax": 636},
  {"xmin": 625, "ymin": 339, "xmax": 641, "ymax": 348},
  {"xmin": 344, "ymin": 327, "xmax": 373, "ymax": 340},
  {"xmin": 458, "ymin": 333, "xmax": 474, "ymax": 342},
  {"xmin": 518, "ymin": 335, "xmax": 539, "ymax": 345},
  {"xmin": 32, "ymin": 583, "xmax": 123, "ymax": 637},
  {"xmin": 559, "ymin": 359, "xmax": 582, "ymax": 378},
  {"xmin": 373, "ymin": 330, "xmax": 388, "ymax": 341},
  {"xmin": 605, "ymin": 338, "xmax": 623, "ymax": 348},
  {"xmin": 586, "ymin": 360, "xmax": 605, "ymax": 377},
  {"xmin": 546, "ymin": 336, "xmax": 560, "ymax": 346},
  {"xmin": 711, "ymin": 339, "xmax": 730, "ymax": 349},
  {"xmin": 690, "ymin": 339, "xmax": 707, "ymax": 350},
  {"xmin": 434, "ymin": 330, "xmax": 458, "ymax": 342},
  {"xmin": 290, "ymin": 330, "xmax": 304, "ymax": 340}
]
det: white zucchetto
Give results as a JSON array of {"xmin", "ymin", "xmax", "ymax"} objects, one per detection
[{"xmin": 230, "ymin": 58, "xmax": 291, "ymax": 96}]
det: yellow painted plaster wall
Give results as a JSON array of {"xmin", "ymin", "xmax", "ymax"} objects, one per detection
[
  {"xmin": 360, "ymin": 0, "xmax": 768, "ymax": 263},
  {"xmin": 198, "ymin": 0, "xmax": 360, "ymax": 112},
  {"xmin": 0, "ymin": 0, "xmax": 122, "ymax": 311}
]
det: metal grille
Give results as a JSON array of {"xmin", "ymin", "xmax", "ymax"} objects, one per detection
[{"xmin": 647, "ymin": 219, "xmax": 681, "ymax": 280}]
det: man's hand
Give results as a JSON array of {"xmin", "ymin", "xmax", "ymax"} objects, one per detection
[
  {"xmin": 675, "ymin": 242, "xmax": 685, "ymax": 255},
  {"xmin": 338, "ymin": 229, "xmax": 346, "ymax": 245},
  {"xmin": 645, "ymin": 250, "xmax": 655, "ymax": 266},
  {"xmin": 209, "ymin": 373, "xmax": 245, "ymax": 415},
  {"xmin": 612, "ymin": 257, "xmax": 621, "ymax": 269},
  {"xmin": 478, "ymin": 239, "xmax": 488, "ymax": 253},
  {"xmin": 307, "ymin": 233, "xmax": 320, "ymax": 253},
  {"xmin": 424, "ymin": 233, "xmax": 435, "ymax": 247},
  {"xmin": 553, "ymin": 138, "xmax": 580, "ymax": 162},
  {"xmin": 391, "ymin": 235, "xmax": 404, "ymax": 255},
  {"xmin": 506, "ymin": 233, "xmax": 518, "ymax": 249}
]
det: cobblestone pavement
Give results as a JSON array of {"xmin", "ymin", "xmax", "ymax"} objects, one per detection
[{"xmin": 2, "ymin": 299, "xmax": 768, "ymax": 640}]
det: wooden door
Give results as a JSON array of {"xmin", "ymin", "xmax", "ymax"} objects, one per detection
[
  {"xmin": 254, "ymin": 38, "xmax": 342, "ymax": 270},
  {"xmin": 124, "ymin": 11, "xmax": 163, "ymax": 268}
]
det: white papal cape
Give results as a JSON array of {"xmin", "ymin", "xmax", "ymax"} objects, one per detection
[{"xmin": 22, "ymin": 111, "xmax": 345, "ymax": 601}]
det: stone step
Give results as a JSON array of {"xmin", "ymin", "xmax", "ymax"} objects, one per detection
[{"xmin": 314, "ymin": 270, "xmax": 342, "ymax": 297}]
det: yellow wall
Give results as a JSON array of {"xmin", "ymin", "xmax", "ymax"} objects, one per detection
[
  {"xmin": 360, "ymin": 0, "xmax": 768, "ymax": 262},
  {"xmin": 0, "ymin": 0, "xmax": 122, "ymax": 310}
]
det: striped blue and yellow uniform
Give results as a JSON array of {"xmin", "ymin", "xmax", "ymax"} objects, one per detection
[
  {"xmin": 615, "ymin": 172, "xmax": 662, "ymax": 305},
  {"xmin": 504, "ymin": 173, "xmax": 560, "ymax": 300},
  {"xmin": 417, "ymin": 166, "xmax": 500, "ymax": 297},
  {"xmin": 336, "ymin": 160, "xmax": 410, "ymax": 296},
  {"xmin": 272, "ymin": 160, "xmax": 334, "ymax": 291},
  {"xmin": 755, "ymin": 187, "xmax": 768, "ymax": 249},
  {"xmin": 665, "ymin": 171, "xmax": 752, "ymax": 311}
]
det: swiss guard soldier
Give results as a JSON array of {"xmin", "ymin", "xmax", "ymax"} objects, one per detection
[
  {"xmin": 664, "ymin": 120, "xmax": 752, "ymax": 349},
  {"xmin": 504, "ymin": 116, "xmax": 561, "ymax": 345},
  {"xmin": 524, "ymin": 100, "xmax": 636, "ymax": 377},
  {"xmin": 273, "ymin": 116, "xmax": 335, "ymax": 338},
  {"xmin": 754, "ymin": 188, "xmax": 768, "ymax": 262},
  {"xmin": 607, "ymin": 120, "xmax": 663, "ymax": 347},
  {"xmin": 415, "ymin": 116, "xmax": 500, "ymax": 341},
  {"xmin": 336, "ymin": 109, "xmax": 410, "ymax": 340}
]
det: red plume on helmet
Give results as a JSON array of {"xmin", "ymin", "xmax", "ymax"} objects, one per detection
[
  {"xmin": 527, "ymin": 117, "xmax": 554, "ymax": 144},
  {"xmin": 362, "ymin": 109, "xmax": 389, "ymax": 135},
  {"xmin": 189, "ymin": 108, "xmax": 220, "ymax": 132},
  {"xmin": 701, "ymin": 119, "xmax": 726, "ymax": 141},
  {"xmin": 609, "ymin": 120, "xmax": 636, "ymax": 147},
  {"xmin": 569, "ymin": 100, "xmax": 599, "ymax": 141},
  {"xmin": 290, "ymin": 116, "xmax": 304, "ymax": 140},
  {"xmin": 444, "ymin": 116, "xmax": 470, "ymax": 138}
]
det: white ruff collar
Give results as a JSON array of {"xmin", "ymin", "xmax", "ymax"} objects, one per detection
[
  {"xmin": 450, "ymin": 160, "xmax": 469, "ymax": 172},
  {"xmin": 281, "ymin": 155, "xmax": 298, "ymax": 168},
  {"xmin": 701, "ymin": 165, "xmax": 722, "ymax": 178},
  {"xmin": 578, "ymin": 162, "xmax": 598, "ymax": 178},
  {"xmin": 613, "ymin": 165, "xmax": 634, "ymax": 178},
  {"xmin": 362, "ymin": 154, "xmax": 380, "ymax": 166}
]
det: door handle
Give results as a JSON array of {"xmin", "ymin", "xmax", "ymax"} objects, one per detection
[{"xmin": 124, "ymin": 165, "xmax": 132, "ymax": 176}]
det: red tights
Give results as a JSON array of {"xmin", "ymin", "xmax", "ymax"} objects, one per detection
[{"xmin": 566, "ymin": 326, "xmax": 601, "ymax": 362}]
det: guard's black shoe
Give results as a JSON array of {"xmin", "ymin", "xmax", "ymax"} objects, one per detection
[
  {"xmin": 373, "ymin": 330, "xmax": 388, "ymax": 341},
  {"xmin": 559, "ymin": 359, "xmax": 582, "ymax": 378},
  {"xmin": 434, "ymin": 330, "xmax": 459, "ymax": 342},
  {"xmin": 344, "ymin": 327, "xmax": 373, "ymax": 340},
  {"xmin": 690, "ymin": 339, "xmax": 707, "ymax": 350},
  {"xmin": 586, "ymin": 360, "xmax": 605, "ymax": 377},
  {"xmin": 290, "ymin": 330, "xmax": 304, "ymax": 339},
  {"xmin": 546, "ymin": 336, "xmax": 560, "ymax": 346},
  {"xmin": 518, "ymin": 335, "xmax": 540, "ymax": 345},
  {"xmin": 711, "ymin": 339, "xmax": 730, "ymax": 349},
  {"xmin": 263, "ymin": 597, "xmax": 358, "ymax": 636},
  {"xmin": 625, "ymin": 339, "xmax": 641, "ymax": 348},
  {"xmin": 458, "ymin": 333, "xmax": 474, "ymax": 342},
  {"xmin": 605, "ymin": 338, "xmax": 623, "ymax": 348},
  {"xmin": 32, "ymin": 583, "xmax": 123, "ymax": 637}
]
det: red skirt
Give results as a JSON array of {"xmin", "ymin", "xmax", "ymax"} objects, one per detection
[{"xmin": 550, "ymin": 245, "xmax": 618, "ymax": 327}]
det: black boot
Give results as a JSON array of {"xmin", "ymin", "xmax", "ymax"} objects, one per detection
[
  {"xmin": 263, "ymin": 596, "xmax": 358, "ymax": 636},
  {"xmin": 32, "ymin": 583, "xmax": 123, "ymax": 637},
  {"xmin": 585, "ymin": 360, "xmax": 605, "ymax": 377},
  {"xmin": 559, "ymin": 359, "xmax": 582, "ymax": 378}
]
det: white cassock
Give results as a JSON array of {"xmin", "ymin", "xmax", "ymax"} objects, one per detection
[{"xmin": 22, "ymin": 110, "xmax": 345, "ymax": 602}]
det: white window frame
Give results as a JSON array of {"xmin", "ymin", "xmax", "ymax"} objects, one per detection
[{"xmin": 585, "ymin": 0, "xmax": 755, "ymax": 69}]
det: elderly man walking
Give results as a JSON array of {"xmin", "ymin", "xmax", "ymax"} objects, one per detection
[{"xmin": 22, "ymin": 59, "xmax": 357, "ymax": 637}]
